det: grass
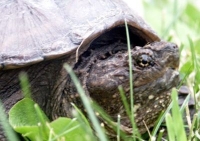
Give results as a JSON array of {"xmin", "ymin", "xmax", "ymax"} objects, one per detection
[
  {"xmin": 0, "ymin": 100, "xmax": 19, "ymax": 141},
  {"xmin": 125, "ymin": 20, "xmax": 140, "ymax": 139},
  {"xmin": 1, "ymin": 0, "xmax": 200, "ymax": 141}
]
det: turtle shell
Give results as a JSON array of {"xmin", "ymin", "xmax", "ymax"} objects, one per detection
[{"xmin": 0, "ymin": 0, "xmax": 160, "ymax": 69}]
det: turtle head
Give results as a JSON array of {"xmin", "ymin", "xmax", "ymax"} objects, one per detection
[
  {"xmin": 77, "ymin": 41, "xmax": 179, "ymax": 133},
  {"xmin": 71, "ymin": 41, "xmax": 179, "ymax": 134}
]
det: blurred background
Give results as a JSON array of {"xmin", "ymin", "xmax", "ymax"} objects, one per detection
[{"xmin": 124, "ymin": 0, "xmax": 200, "ymax": 97}]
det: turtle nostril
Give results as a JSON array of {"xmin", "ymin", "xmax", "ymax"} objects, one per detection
[
  {"xmin": 172, "ymin": 44, "xmax": 178, "ymax": 49},
  {"xmin": 165, "ymin": 43, "xmax": 178, "ymax": 51}
]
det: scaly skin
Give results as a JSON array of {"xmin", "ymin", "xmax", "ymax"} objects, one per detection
[{"xmin": 68, "ymin": 41, "xmax": 179, "ymax": 134}]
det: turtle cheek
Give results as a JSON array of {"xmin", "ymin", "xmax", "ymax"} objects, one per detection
[
  {"xmin": 86, "ymin": 69, "xmax": 129, "ymax": 100},
  {"xmin": 155, "ymin": 52, "xmax": 179, "ymax": 70},
  {"xmin": 85, "ymin": 71, "xmax": 124, "ymax": 115},
  {"xmin": 85, "ymin": 58, "xmax": 130, "ymax": 115},
  {"xmin": 154, "ymin": 46, "xmax": 179, "ymax": 70},
  {"xmin": 167, "ymin": 52, "xmax": 179, "ymax": 69},
  {"xmin": 85, "ymin": 53, "xmax": 130, "ymax": 100}
]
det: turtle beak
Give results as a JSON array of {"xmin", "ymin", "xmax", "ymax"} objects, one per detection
[
  {"xmin": 167, "ymin": 44, "xmax": 179, "ymax": 70},
  {"xmin": 158, "ymin": 42, "xmax": 179, "ymax": 70}
]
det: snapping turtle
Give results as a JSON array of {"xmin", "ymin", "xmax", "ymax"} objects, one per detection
[{"xmin": 0, "ymin": 0, "xmax": 179, "ymax": 139}]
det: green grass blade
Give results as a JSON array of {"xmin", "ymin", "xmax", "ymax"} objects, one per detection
[
  {"xmin": 180, "ymin": 94, "xmax": 191, "ymax": 112},
  {"xmin": 188, "ymin": 36, "xmax": 200, "ymax": 93},
  {"xmin": 91, "ymin": 101, "xmax": 129, "ymax": 141},
  {"xmin": 156, "ymin": 129, "xmax": 164, "ymax": 141},
  {"xmin": 71, "ymin": 103, "xmax": 96, "ymax": 141},
  {"xmin": 19, "ymin": 72, "xmax": 31, "ymax": 98},
  {"xmin": 195, "ymin": 129, "xmax": 200, "ymax": 140},
  {"xmin": 151, "ymin": 102, "xmax": 172, "ymax": 136},
  {"xmin": 117, "ymin": 115, "xmax": 120, "ymax": 141},
  {"xmin": 125, "ymin": 19, "xmax": 140, "ymax": 139},
  {"xmin": 71, "ymin": 103, "xmax": 92, "ymax": 128},
  {"xmin": 188, "ymin": 113, "xmax": 197, "ymax": 140},
  {"xmin": 165, "ymin": 113, "xmax": 175, "ymax": 141},
  {"xmin": 118, "ymin": 86, "xmax": 131, "ymax": 120},
  {"xmin": 34, "ymin": 104, "xmax": 49, "ymax": 139},
  {"xmin": 51, "ymin": 124, "xmax": 80, "ymax": 141},
  {"xmin": 171, "ymin": 89, "xmax": 187, "ymax": 141},
  {"xmin": 0, "ymin": 101, "xmax": 19, "ymax": 141}
]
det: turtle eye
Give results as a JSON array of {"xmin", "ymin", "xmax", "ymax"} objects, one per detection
[{"xmin": 137, "ymin": 54, "xmax": 154, "ymax": 67}]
